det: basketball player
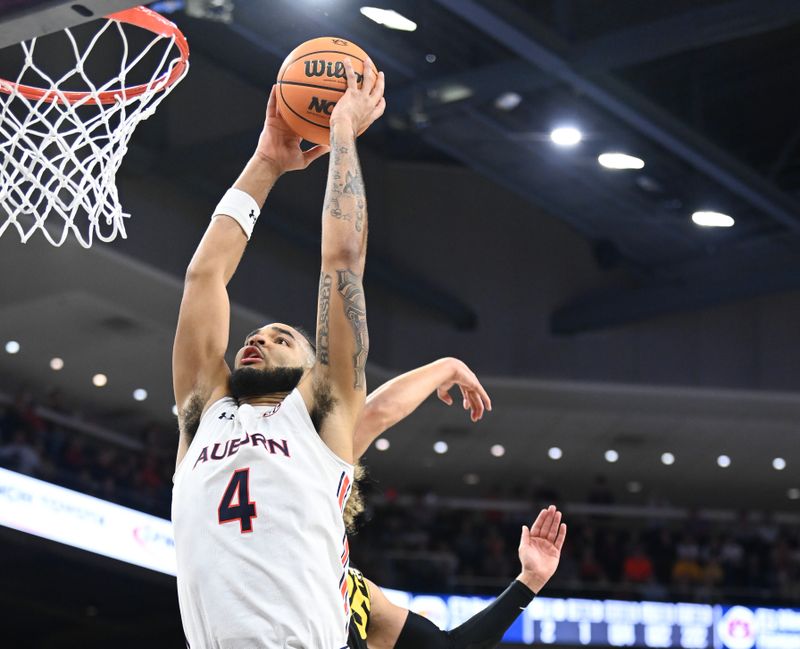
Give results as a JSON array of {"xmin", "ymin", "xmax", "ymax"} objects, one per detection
[
  {"xmin": 346, "ymin": 506, "xmax": 565, "ymax": 649},
  {"xmin": 171, "ymin": 58, "xmax": 385, "ymax": 649},
  {"xmin": 334, "ymin": 357, "xmax": 562, "ymax": 649}
]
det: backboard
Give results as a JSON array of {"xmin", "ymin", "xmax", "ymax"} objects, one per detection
[{"xmin": 0, "ymin": 0, "xmax": 140, "ymax": 49}]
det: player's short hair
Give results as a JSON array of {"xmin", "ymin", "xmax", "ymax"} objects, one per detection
[{"xmin": 291, "ymin": 324, "xmax": 316, "ymax": 354}]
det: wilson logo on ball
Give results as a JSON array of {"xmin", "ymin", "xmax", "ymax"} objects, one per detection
[
  {"xmin": 304, "ymin": 60, "xmax": 364, "ymax": 84},
  {"xmin": 308, "ymin": 96, "xmax": 336, "ymax": 115}
]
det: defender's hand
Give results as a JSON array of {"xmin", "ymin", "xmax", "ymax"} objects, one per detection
[
  {"xmin": 329, "ymin": 58, "xmax": 385, "ymax": 138},
  {"xmin": 435, "ymin": 358, "xmax": 492, "ymax": 422},
  {"xmin": 517, "ymin": 505, "xmax": 567, "ymax": 594},
  {"xmin": 255, "ymin": 85, "xmax": 329, "ymax": 174}
]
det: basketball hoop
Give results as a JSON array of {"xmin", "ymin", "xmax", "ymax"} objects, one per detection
[{"xmin": 0, "ymin": 6, "xmax": 190, "ymax": 247}]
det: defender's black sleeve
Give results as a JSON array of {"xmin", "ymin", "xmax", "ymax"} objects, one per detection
[{"xmin": 394, "ymin": 580, "xmax": 535, "ymax": 649}]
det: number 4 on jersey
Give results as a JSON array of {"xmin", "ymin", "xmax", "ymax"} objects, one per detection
[{"xmin": 218, "ymin": 468, "xmax": 257, "ymax": 533}]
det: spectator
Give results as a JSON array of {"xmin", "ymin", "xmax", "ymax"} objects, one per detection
[
  {"xmin": 0, "ymin": 429, "xmax": 42, "ymax": 475},
  {"xmin": 623, "ymin": 544, "xmax": 654, "ymax": 583}
]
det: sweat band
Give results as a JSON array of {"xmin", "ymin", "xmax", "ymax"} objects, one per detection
[{"xmin": 212, "ymin": 187, "xmax": 260, "ymax": 240}]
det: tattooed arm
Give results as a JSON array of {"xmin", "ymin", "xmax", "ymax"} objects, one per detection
[{"xmin": 297, "ymin": 58, "xmax": 385, "ymax": 462}]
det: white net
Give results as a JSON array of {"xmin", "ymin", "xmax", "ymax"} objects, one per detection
[{"xmin": 0, "ymin": 9, "xmax": 189, "ymax": 247}]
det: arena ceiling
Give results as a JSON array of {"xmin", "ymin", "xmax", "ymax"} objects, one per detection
[{"xmin": 1, "ymin": 1, "xmax": 799, "ymax": 510}]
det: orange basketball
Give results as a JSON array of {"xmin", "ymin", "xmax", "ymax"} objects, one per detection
[{"xmin": 276, "ymin": 37, "xmax": 378, "ymax": 145}]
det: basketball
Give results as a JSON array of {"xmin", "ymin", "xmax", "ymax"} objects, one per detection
[{"xmin": 276, "ymin": 37, "xmax": 377, "ymax": 145}]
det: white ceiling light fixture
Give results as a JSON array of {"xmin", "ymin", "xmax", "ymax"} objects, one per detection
[
  {"xmin": 50, "ymin": 357, "xmax": 64, "ymax": 370},
  {"xmin": 717, "ymin": 454, "xmax": 731, "ymax": 468},
  {"xmin": 360, "ymin": 7, "xmax": 417, "ymax": 31},
  {"xmin": 375, "ymin": 438, "xmax": 390, "ymax": 451},
  {"xmin": 692, "ymin": 211, "xmax": 734, "ymax": 228},
  {"xmin": 92, "ymin": 373, "xmax": 108, "ymax": 387},
  {"xmin": 772, "ymin": 457, "xmax": 786, "ymax": 470},
  {"xmin": 494, "ymin": 91, "xmax": 522, "ymax": 111},
  {"xmin": 661, "ymin": 452, "xmax": 675, "ymax": 466},
  {"xmin": 133, "ymin": 389, "xmax": 148, "ymax": 402},
  {"xmin": 598, "ymin": 152, "xmax": 645, "ymax": 170},
  {"xmin": 4, "ymin": 340, "xmax": 20, "ymax": 354},
  {"xmin": 490, "ymin": 444, "xmax": 505, "ymax": 457},
  {"xmin": 433, "ymin": 441, "xmax": 448, "ymax": 454},
  {"xmin": 548, "ymin": 447, "xmax": 562, "ymax": 460},
  {"xmin": 435, "ymin": 83, "xmax": 473, "ymax": 104},
  {"xmin": 604, "ymin": 449, "xmax": 619, "ymax": 463},
  {"xmin": 550, "ymin": 126, "xmax": 582, "ymax": 147},
  {"xmin": 172, "ymin": 404, "xmax": 179, "ymax": 416}
]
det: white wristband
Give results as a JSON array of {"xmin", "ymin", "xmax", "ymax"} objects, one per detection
[{"xmin": 212, "ymin": 188, "xmax": 260, "ymax": 240}]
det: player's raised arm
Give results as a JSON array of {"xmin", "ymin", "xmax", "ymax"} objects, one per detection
[
  {"xmin": 308, "ymin": 58, "xmax": 385, "ymax": 461},
  {"xmin": 354, "ymin": 358, "xmax": 492, "ymax": 458},
  {"xmin": 173, "ymin": 87, "xmax": 328, "ymax": 464},
  {"xmin": 359, "ymin": 508, "xmax": 566, "ymax": 649}
]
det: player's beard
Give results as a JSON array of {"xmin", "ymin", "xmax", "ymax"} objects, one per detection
[{"xmin": 229, "ymin": 366, "xmax": 304, "ymax": 401}]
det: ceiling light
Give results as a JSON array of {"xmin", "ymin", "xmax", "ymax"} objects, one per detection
[
  {"xmin": 627, "ymin": 481, "xmax": 642, "ymax": 493},
  {"xmin": 605, "ymin": 449, "xmax": 619, "ymax": 463},
  {"xmin": 50, "ymin": 357, "xmax": 64, "ymax": 370},
  {"xmin": 598, "ymin": 152, "xmax": 645, "ymax": 170},
  {"xmin": 375, "ymin": 438, "xmax": 390, "ymax": 451},
  {"xmin": 788, "ymin": 488, "xmax": 800, "ymax": 500},
  {"xmin": 717, "ymin": 454, "xmax": 731, "ymax": 468},
  {"xmin": 425, "ymin": 53, "xmax": 437, "ymax": 63},
  {"xmin": 692, "ymin": 211, "xmax": 734, "ymax": 228},
  {"xmin": 92, "ymin": 373, "xmax": 108, "ymax": 387},
  {"xmin": 494, "ymin": 91, "xmax": 522, "ymax": 111},
  {"xmin": 360, "ymin": 7, "xmax": 417, "ymax": 31},
  {"xmin": 4, "ymin": 340, "xmax": 19, "ymax": 354},
  {"xmin": 172, "ymin": 404, "xmax": 179, "ymax": 416},
  {"xmin": 773, "ymin": 457, "xmax": 786, "ymax": 470},
  {"xmin": 433, "ymin": 441, "xmax": 448, "ymax": 454},
  {"xmin": 550, "ymin": 126, "xmax": 582, "ymax": 146},
  {"xmin": 435, "ymin": 83, "xmax": 473, "ymax": 104},
  {"xmin": 548, "ymin": 447, "xmax": 562, "ymax": 460},
  {"xmin": 464, "ymin": 473, "xmax": 480, "ymax": 485},
  {"xmin": 133, "ymin": 389, "xmax": 148, "ymax": 402},
  {"xmin": 661, "ymin": 452, "xmax": 675, "ymax": 465},
  {"xmin": 490, "ymin": 444, "xmax": 505, "ymax": 457}
]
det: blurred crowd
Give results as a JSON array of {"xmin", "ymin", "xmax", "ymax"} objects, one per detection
[
  {"xmin": 1, "ymin": 387, "xmax": 798, "ymax": 605},
  {"xmin": 351, "ymin": 496, "xmax": 800, "ymax": 605},
  {"xmin": 0, "ymin": 390, "xmax": 174, "ymax": 518}
]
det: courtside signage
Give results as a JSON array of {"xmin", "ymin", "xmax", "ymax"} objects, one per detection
[
  {"xmin": 0, "ymin": 467, "xmax": 176, "ymax": 575},
  {"xmin": 1, "ymin": 469, "xmax": 797, "ymax": 649}
]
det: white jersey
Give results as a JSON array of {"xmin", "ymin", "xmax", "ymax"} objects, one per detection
[{"xmin": 172, "ymin": 390, "xmax": 353, "ymax": 649}]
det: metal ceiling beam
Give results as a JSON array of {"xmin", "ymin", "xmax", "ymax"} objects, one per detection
[
  {"xmin": 432, "ymin": 0, "xmax": 800, "ymax": 234},
  {"xmin": 392, "ymin": 0, "xmax": 800, "ymax": 117},
  {"xmin": 552, "ymin": 265, "xmax": 800, "ymax": 335},
  {"xmin": 574, "ymin": 0, "xmax": 800, "ymax": 70}
]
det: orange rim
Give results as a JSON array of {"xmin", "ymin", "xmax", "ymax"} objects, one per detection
[{"xmin": 0, "ymin": 6, "xmax": 189, "ymax": 105}]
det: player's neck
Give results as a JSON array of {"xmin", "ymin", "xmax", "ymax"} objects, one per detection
[{"xmin": 238, "ymin": 391, "xmax": 291, "ymax": 407}]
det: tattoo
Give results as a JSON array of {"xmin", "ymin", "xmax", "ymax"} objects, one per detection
[
  {"xmin": 342, "ymin": 170, "xmax": 365, "ymax": 197},
  {"xmin": 336, "ymin": 269, "xmax": 369, "ymax": 389},
  {"xmin": 324, "ymin": 130, "xmax": 366, "ymax": 232},
  {"xmin": 317, "ymin": 272, "xmax": 332, "ymax": 365}
]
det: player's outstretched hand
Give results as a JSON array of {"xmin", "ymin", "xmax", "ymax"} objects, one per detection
[
  {"xmin": 435, "ymin": 358, "xmax": 492, "ymax": 422},
  {"xmin": 255, "ymin": 85, "xmax": 330, "ymax": 174},
  {"xmin": 329, "ymin": 57, "xmax": 385, "ymax": 139},
  {"xmin": 516, "ymin": 505, "xmax": 567, "ymax": 594}
]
